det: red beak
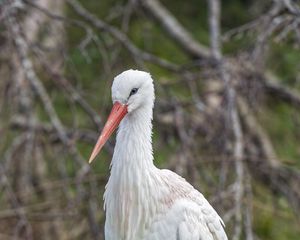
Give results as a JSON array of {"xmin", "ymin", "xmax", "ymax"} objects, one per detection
[{"xmin": 88, "ymin": 102, "xmax": 128, "ymax": 163}]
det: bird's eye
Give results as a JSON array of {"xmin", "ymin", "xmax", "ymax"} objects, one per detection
[{"xmin": 129, "ymin": 88, "xmax": 138, "ymax": 97}]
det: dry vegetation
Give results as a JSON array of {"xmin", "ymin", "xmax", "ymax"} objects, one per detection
[{"xmin": 0, "ymin": 0, "xmax": 300, "ymax": 239}]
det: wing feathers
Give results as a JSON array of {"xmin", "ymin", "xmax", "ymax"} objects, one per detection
[{"xmin": 161, "ymin": 170, "xmax": 228, "ymax": 240}]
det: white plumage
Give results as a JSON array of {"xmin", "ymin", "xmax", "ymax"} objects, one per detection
[{"xmin": 89, "ymin": 69, "xmax": 228, "ymax": 240}]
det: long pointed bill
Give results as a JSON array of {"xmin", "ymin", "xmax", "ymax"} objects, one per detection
[{"xmin": 89, "ymin": 102, "xmax": 128, "ymax": 163}]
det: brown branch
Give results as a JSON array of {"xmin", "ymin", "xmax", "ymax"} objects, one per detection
[
  {"xmin": 31, "ymin": 50, "xmax": 103, "ymax": 129},
  {"xmin": 7, "ymin": 13, "xmax": 95, "ymax": 198},
  {"xmin": 9, "ymin": 16, "xmax": 69, "ymax": 147},
  {"xmin": 238, "ymin": 97, "xmax": 300, "ymax": 218},
  {"xmin": 264, "ymin": 72, "xmax": 300, "ymax": 108},
  {"xmin": 67, "ymin": 0, "xmax": 180, "ymax": 72},
  {"xmin": 139, "ymin": 0, "xmax": 211, "ymax": 59},
  {"xmin": 10, "ymin": 117, "xmax": 114, "ymax": 154},
  {"xmin": 247, "ymin": 155, "xmax": 300, "ymax": 219},
  {"xmin": 238, "ymin": 97, "xmax": 278, "ymax": 166},
  {"xmin": 208, "ymin": 0, "xmax": 221, "ymax": 60},
  {"xmin": 0, "ymin": 152, "xmax": 33, "ymax": 239},
  {"xmin": 208, "ymin": 0, "xmax": 244, "ymax": 238},
  {"xmin": 244, "ymin": 170, "xmax": 254, "ymax": 240}
]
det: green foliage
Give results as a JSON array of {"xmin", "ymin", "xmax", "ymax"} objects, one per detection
[
  {"xmin": 268, "ymin": 42, "xmax": 300, "ymax": 88},
  {"xmin": 258, "ymin": 101, "xmax": 300, "ymax": 167},
  {"xmin": 253, "ymin": 183, "xmax": 300, "ymax": 239}
]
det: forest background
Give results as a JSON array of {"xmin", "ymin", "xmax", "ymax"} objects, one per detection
[{"xmin": 1, "ymin": 0, "xmax": 300, "ymax": 239}]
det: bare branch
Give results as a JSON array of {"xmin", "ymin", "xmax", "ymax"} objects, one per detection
[
  {"xmin": 264, "ymin": 72, "xmax": 300, "ymax": 108},
  {"xmin": 208, "ymin": 0, "xmax": 221, "ymax": 60},
  {"xmin": 139, "ymin": 0, "xmax": 211, "ymax": 59},
  {"xmin": 67, "ymin": 0, "xmax": 180, "ymax": 71},
  {"xmin": 10, "ymin": 117, "xmax": 114, "ymax": 155},
  {"xmin": 208, "ymin": 1, "xmax": 244, "ymax": 238},
  {"xmin": 239, "ymin": 97, "xmax": 300, "ymax": 217}
]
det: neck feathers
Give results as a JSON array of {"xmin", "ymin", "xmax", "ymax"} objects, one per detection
[
  {"xmin": 104, "ymin": 103, "xmax": 157, "ymax": 239},
  {"xmin": 111, "ymin": 104, "xmax": 154, "ymax": 169}
]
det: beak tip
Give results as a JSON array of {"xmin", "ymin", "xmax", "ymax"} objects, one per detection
[
  {"xmin": 88, "ymin": 145, "xmax": 102, "ymax": 164},
  {"xmin": 88, "ymin": 155, "xmax": 95, "ymax": 164}
]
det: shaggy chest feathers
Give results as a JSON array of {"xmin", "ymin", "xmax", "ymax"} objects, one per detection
[
  {"xmin": 104, "ymin": 166, "xmax": 196, "ymax": 240},
  {"xmin": 104, "ymin": 167, "xmax": 158, "ymax": 239}
]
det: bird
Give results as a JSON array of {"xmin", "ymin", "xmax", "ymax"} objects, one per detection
[{"xmin": 89, "ymin": 69, "xmax": 228, "ymax": 240}]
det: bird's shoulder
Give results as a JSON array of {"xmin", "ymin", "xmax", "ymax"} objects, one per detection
[
  {"xmin": 158, "ymin": 169, "xmax": 214, "ymax": 210},
  {"xmin": 156, "ymin": 169, "xmax": 228, "ymax": 240},
  {"xmin": 158, "ymin": 169, "xmax": 200, "ymax": 202}
]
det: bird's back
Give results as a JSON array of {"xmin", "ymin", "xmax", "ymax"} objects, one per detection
[{"xmin": 143, "ymin": 169, "xmax": 228, "ymax": 240}]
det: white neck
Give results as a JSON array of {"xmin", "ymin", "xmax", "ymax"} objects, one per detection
[
  {"xmin": 111, "ymin": 104, "xmax": 154, "ymax": 170},
  {"xmin": 104, "ymin": 103, "xmax": 158, "ymax": 239}
]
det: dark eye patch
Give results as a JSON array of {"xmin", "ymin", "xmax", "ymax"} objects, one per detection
[{"xmin": 129, "ymin": 88, "xmax": 138, "ymax": 97}]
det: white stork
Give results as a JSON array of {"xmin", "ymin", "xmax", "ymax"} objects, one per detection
[{"xmin": 89, "ymin": 69, "xmax": 228, "ymax": 240}]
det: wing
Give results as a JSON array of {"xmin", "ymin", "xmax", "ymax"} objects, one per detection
[
  {"xmin": 157, "ymin": 170, "xmax": 228, "ymax": 240},
  {"xmin": 144, "ymin": 198, "xmax": 213, "ymax": 240}
]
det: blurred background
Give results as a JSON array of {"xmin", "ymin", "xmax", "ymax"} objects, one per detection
[{"xmin": 1, "ymin": 0, "xmax": 300, "ymax": 239}]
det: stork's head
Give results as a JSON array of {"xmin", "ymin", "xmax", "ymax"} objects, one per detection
[
  {"xmin": 89, "ymin": 69, "xmax": 154, "ymax": 163},
  {"xmin": 112, "ymin": 69, "xmax": 154, "ymax": 112}
]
